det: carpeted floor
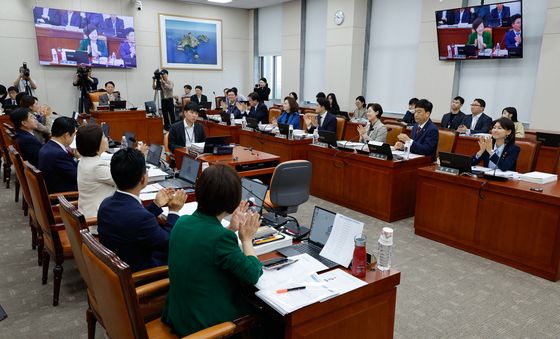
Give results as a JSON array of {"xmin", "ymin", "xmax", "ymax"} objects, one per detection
[{"xmin": 1, "ymin": 172, "xmax": 559, "ymax": 338}]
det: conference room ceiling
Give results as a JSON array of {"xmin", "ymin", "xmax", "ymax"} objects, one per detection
[{"xmin": 179, "ymin": 0, "xmax": 292, "ymax": 9}]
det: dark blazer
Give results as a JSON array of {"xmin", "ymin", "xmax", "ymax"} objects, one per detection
[
  {"xmin": 490, "ymin": 6, "xmax": 510, "ymax": 22},
  {"xmin": 504, "ymin": 29, "xmax": 522, "ymax": 49},
  {"xmin": 15, "ymin": 129, "xmax": 43, "ymax": 167},
  {"xmin": 189, "ymin": 94, "xmax": 208, "ymax": 104},
  {"xmin": 455, "ymin": 9, "xmax": 471, "ymax": 24},
  {"xmin": 410, "ymin": 119, "xmax": 439, "ymax": 160},
  {"xmin": 308, "ymin": 112, "xmax": 337, "ymax": 134},
  {"xmin": 4, "ymin": 98, "xmax": 17, "ymax": 107},
  {"xmin": 226, "ymin": 102, "xmax": 242, "ymax": 119},
  {"xmin": 97, "ymin": 192, "xmax": 179, "ymax": 272},
  {"xmin": 103, "ymin": 17, "xmax": 125, "ymax": 37},
  {"xmin": 440, "ymin": 111, "xmax": 466, "ymax": 130},
  {"xmin": 248, "ymin": 103, "xmax": 269, "ymax": 124},
  {"xmin": 402, "ymin": 110, "xmax": 415, "ymax": 125},
  {"xmin": 33, "ymin": 8, "xmax": 61, "ymax": 25},
  {"xmin": 86, "ymin": 13, "xmax": 104, "ymax": 29},
  {"xmin": 254, "ymin": 86, "xmax": 270, "ymax": 102},
  {"xmin": 59, "ymin": 10, "xmax": 86, "ymax": 28},
  {"xmin": 471, "ymin": 142, "xmax": 520, "ymax": 172},
  {"xmin": 462, "ymin": 113, "xmax": 493, "ymax": 134},
  {"xmin": 38, "ymin": 140, "xmax": 78, "ymax": 194},
  {"xmin": 436, "ymin": 10, "xmax": 455, "ymax": 25},
  {"xmin": 168, "ymin": 121, "xmax": 206, "ymax": 152}
]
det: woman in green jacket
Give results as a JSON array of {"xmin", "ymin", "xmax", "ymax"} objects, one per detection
[
  {"xmin": 162, "ymin": 164, "xmax": 263, "ymax": 337},
  {"xmin": 78, "ymin": 24, "xmax": 108, "ymax": 60},
  {"xmin": 467, "ymin": 18, "xmax": 493, "ymax": 51}
]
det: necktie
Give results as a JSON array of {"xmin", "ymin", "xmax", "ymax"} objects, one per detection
[
  {"xmin": 417, "ymin": 127, "xmax": 422, "ymax": 136},
  {"xmin": 317, "ymin": 115, "xmax": 322, "ymax": 128},
  {"xmin": 12, "ymin": 100, "xmax": 16, "ymax": 105}
]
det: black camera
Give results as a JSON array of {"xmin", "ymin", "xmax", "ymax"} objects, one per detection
[
  {"xmin": 152, "ymin": 69, "xmax": 165, "ymax": 80},
  {"xmin": 19, "ymin": 62, "xmax": 30, "ymax": 77},
  {"xmin": 76, "ymin": 64, "xmax": 91, "ymax": 80}
]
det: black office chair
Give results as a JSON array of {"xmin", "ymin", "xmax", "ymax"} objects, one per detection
[{"xmin": 263, "ymin": 160, "xmax": 312, "ymax": 238}]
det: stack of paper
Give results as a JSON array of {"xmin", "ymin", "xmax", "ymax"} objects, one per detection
[
  {"xmin": 147, "ymin": 168, "xmax": 168, "ymax": 182},
  {"xmin": 336, "ymin": 141, "xmax": 367, "ymax": 151},
  {"xmin": 190, "ymin": 142, "xmax": 205, "ymax": 153},
  {"xmin": 519, "ymin": 171, "xmax": 557, "ymax": 184},
  {"xmin": 319, "ymin": 214, "xmax": 364, "ymax": 268}
]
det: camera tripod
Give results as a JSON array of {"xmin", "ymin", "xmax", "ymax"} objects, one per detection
[{"xmin": 152, "ymin": 79, "xmax": 164, "ymax": 117}]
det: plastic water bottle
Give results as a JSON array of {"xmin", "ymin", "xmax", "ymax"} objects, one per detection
[
  {"xmin": 377, "ymin": 227, "xmax": 393, "ymax": 271},
  {"xmin": 313, "ymin": 129, "xmax": 319, "ymax": 144},
  {"xmin": 230, "ymin": 113, "xmax": 235, "ymax": 125},
  {"xmin": 403, "ymin": 140, "xmax": 412, "ymax": 160},
  {"xmin": 120, "ymin": 136, "xmax": 128, "ymax": 149},
  {"xmin": 447, "ymin": 45, "xmax": 452, "ymax": 58},
  {"xmin": 241, "ymin": 117, "xmax": 247, "ymax": 129},
  {"xmin": 495, "ymin": 43, "xmax": 501, "ymax": 56},
  {"xmin": 288, "ymin": 124, "xmax": 294, "ymax": 140},
  {"xmin": 111, "ymin": 52, "xmax": 116, "ymax": 66}
]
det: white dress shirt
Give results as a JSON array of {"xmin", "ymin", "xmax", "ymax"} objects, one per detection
[
  {"xmin": 78, "ymin": 156, "xmax": 116, "ymax": 218},
  {"xmin": 184, "ymin": 120, "xmax": 195, "ymax": 147},
  {"xmin": 469, "ymin": 113, "xmax": 481, "ymax": 135}
]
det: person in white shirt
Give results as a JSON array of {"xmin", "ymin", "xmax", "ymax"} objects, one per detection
[
  {"xmin": 76, "ymin": 124, "xmax": 116, "ymax": 218},
  {"xmin": 14, "ymin": 66, "xmax": 37, "ymax": 96},
  {"xmin": 167, "ymin": 103, "xmax": 206, "ymax": 152}
]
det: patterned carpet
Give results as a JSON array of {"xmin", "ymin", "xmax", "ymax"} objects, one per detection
[{"xmin": 1, "ymin": 171, "xmax": 559, "ymax": 338}]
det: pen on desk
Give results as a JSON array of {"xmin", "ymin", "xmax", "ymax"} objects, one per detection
[{"xmin": 275, "ymin": 286, "xmax": 306, "ymax": 294}]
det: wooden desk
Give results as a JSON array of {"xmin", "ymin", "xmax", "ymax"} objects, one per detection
[
  {"xmin": 174, "ymin": 146, "xmax": 280, "ymax": 178},
  {"xmin": 238, "ymin": 129, "xmax": 311, "ymax": 162},
  {"xmin": 90, "ymin": 110, "xmax": 163, "ymax": 145},
  {"xmin": 306, "ymin": 145, "xmax": 433, "ymax": 222},
  {"xmin": 199, "ymin": 119, "xmax": 240, "ymax": 144},
  {"xmin": 415, "ymin": 166, "xmax": 560, "ymax": 281}
]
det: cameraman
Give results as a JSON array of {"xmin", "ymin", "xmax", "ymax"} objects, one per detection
[
  {"xmin": 14, "ymin": 64, "xmax": 37, "ymax": 96},
  {"xmin": 152, "ymin": 69, "xmax": 175, "ymax": 130},
  {"xmin": 73, "ymin": 66, "xmax": 99, "ymax": 114}
]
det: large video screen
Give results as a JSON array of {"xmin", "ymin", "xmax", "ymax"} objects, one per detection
[
  {"xmin": 33, "ymin": 7, "xmax": 136, "ymax": 68},
  {"xmin": 435, "ymin": 1, "xmax": 522, "ymax": 61}
]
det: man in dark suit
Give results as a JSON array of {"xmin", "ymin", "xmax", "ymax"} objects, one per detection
[
  {"xmin": 33, "ymin": 7, "xmax": 61, "ymax": 25},
  {"xmin": 38, "ymin": 117, "xmax": 78, "ymax": 194},
  {"xmin": 168, "ymin": 103, "xmax": 206, "ymax": 152},
  {"xmin": 304, "ymin": 97, "xmax": 337, "ymax": 134},
  {"xmin": 10, "ymin": 108, "xmax": 43, "ymax": 167},
  {"xmin": 247, "ymin": 92, "xmax": 269, "ymax": 124},
  {"xmin": 3, "ymin": 86, "xmax": 18, "ymax": 108},
  {"xmin": 189, "ymin": 85, "xmax": 208, "ymax": 106},
  {"xmin": 504, "ymin": 15, "xmax": 522, "ymax": 49},
  {"xmin": 97, "ymin": 148, "xmax": 187, "ymax": 272},
  {"xmin": 222, "ymin": 89, "xmax": 241, "ymax": 118},
  {"xmin": 396, "ymin": 99, "xmax": 439, "ymax": 160},
  {"xmin": 103, "ymin": 14, "xmax": 125, "ymax": 37},
  {"xmin": 58, "ymin": 10, "xmax": 86, "ymax": 28},
  {"xmin": 490, "ymin": 4, "xmax": 511, "ymax": 25},
  {"xmin": 458, "ymin": 98, "xmax": 493, "ymax": 135},
  {"xmin": 436, "ymin": 10, "xmax": 455, "ymax": 25},
  {"xmin": 455, "ymin": 8, "xmax": 471, "ymax": 24},
  {"xmin": 440, "ymin": 96, "xmax": 466, "ymax": 130},
  {"xmin": 86, "ymin": 12, "xmax": 105, "ymax": 30}
]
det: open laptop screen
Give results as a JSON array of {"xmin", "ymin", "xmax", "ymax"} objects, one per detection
[
  {"xmin": 309, "ymin": 206, "xmax": 336, "ymax": 247},
  {"xmin": 146, "ymin": 144, "xmax": 163, "ymax": 166},
  {"xmin": 178, "ymin": 157, "xmax": 200, "ymax": 183},
  {"xmin": 241, "ymin": 178, "xmax": 268, "ymax": 212}
]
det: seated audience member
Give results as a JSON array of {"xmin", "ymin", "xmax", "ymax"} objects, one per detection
[
  {"xmin": 33, "ymin": 7, "xmax": 61, "ymax": 25},
  {"xmin": 97, "ymin": 148, "xmax": 187, "ymax": 272},
  {"xmin": 76, "ymin": 124, "xmax": 116, "ymax": 218},
  {"xmin": 357, "ymin": 103, "xmax": 387, "ymax": 143},
  {"xmin": 353, "ymin": 96, "xmax": 367, "ymax": 119},
  {"xmin": 501, "ymin": 107, "xmax": 524, "ymax": 138},
  {"xmin": 162, "ymin": 165, "xmax": 263, "ymax": 336},
  {"xmin": 276, "ymin": 96, "xmax": 300, "ymax": 129},
  {"xmin": 467, "ymin": 18, "xmax": 493, "ymax": 51},
  {"xmin": 20, "ymin": 95, "xmax": 53, "ymax": 143},
  {"xmin": 455, "ymin": 8, "xmax": 471, "ymax": 24},
  {"xmin": 221, "ymin": 89, "xmax": 241, "ymax": 118},
  {"xmin": 472, "ymin": 117, "xmax": 519, "ymax": 172},
  {"xmin": 189, "ymin": 85, "xmax": 208, "ymax": 105},
  {"xmin": 98, "ymin": 81, "xmax": 120, "ymax": 105},
  {"xmin": 168, "ymin": 103, "xmax": 206, "ymax": 152},
  {"xmin": 440, "ymin": 96, "xmax": 466, "ymax": 130},
  {"xmin": 103, "ymin": 14, "xmax": 124, "ymax": 37},
  {"xmin": 436, "ymin": 10, "xmax": 455, "ymax": 25},
  {"xmin": 473, "ymin": 5, "xmax": 491, "ymax": 26},
  {"xmin": 9, "ymin": 108, "xmax": 43, "ymax": 166},
  {"xmin": 458, "ymin": 98, "xmax": 493, "ymax": 135},
  {"xmin": 4, "ymin": 86, "xmax": 18, "ymax": 107},
  {"xmin": 119, "ymin": 28, "xmax": 136, "ymax": 66},
  {"xmin": 78, "ymin": 25, "xmax": 108, "ymax": 59},
  {"xmin": 402, "ymin": 97, "xmax": 418, "ymax": 125},
  {"xmin": 58, "ymin": 9, "xmax": 86, "ymax": 28},
  {"xmin": 504, "ymin": 15, "xmax": 522, "ymax": 49},
  {"xmin": 490, "ymin": 3, "xmax": 511, "ymax": 25},
  {"xmin": 395, "ymin": 99, "xmax": 439, "ymax": 160},
  {"xmin": 328, "ymin": 93, "xmax": 348, "ymax": 119},
  {"xmin": 253, "ymin": 77, "xmax": 271, "ymax": 102},
  {"xmin": 304, "ymin": 97, "xmax": 337, "ymax": 134},
  {"xmin": 288, "ymin": 92, "xmax": 298, "ymax": 101},
  {"xmin": 247, "ymin": 92, "xmax": 269, "ymax": 124},
  {"xmin": 38, "ymin": 117, "xmax": 78, "ymax": 194}
]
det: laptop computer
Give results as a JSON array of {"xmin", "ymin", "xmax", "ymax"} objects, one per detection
[
  {"xmin": 278, "ymin": 123, "xmax": 290, "ymax": 137},
  {"xmin": 144, "ymin": 101, "xmax": 157, "ymax": 115},
  {"xmin": 536, "ymin": 132, "xmax": 560, "ymax": 147},
  {"xmin": 277, "ymin": 206, "xmax": 339, "ymax": 269},
  {"xmin": 203, "ymin": 136, "xmax": 228, "ymax": 154},
  {"xmin": 439, "ymin": 152, "xmax": 472, "ymax": 173},
  {"xmin": 109, "ymin": 100, "xmax": 127, "ymax": 110},
  {"xmin": 241, "ymin": 178, "xmax": 268, "ymax": 213},
  {"xmin": 318, "ymin": 130, "xmax": 337, "ymax": 147},
  {"xmin": 146, "ymin": 144, "xmax": 163, "ymax": 167},
  {"xmin": 246, "ymin": 117, "xmax": 258, "ymax": 130},
  {"xmin": 368, "ymin": 142, "xmax": 400, "ymax": 160},
  {"xmin": 198, "ymin": 102, "xmax": 212, "ymax": 110},
  {"xmin": 159, "ymin": 156, "xmax": 200, "ymax": 189},
  {"xmin": 220, "ymin": 112, "xmax": 232, "ymax": 125}
]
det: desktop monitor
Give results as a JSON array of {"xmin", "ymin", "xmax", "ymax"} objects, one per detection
[
  {"xmin": 109, "ymin": 100, "xmax": 126, "ymax": 110},
  {"xmin": 144, "ymin": 101, "xmax": 157, "ymax": 115}
]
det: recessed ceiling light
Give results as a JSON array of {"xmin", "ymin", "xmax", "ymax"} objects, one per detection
[{"xmin": 208, "ymin": 0, "xmax": 233, "ymax": 3}]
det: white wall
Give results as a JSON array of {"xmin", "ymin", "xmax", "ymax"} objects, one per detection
[
  {"xmin": 0, "ymin": 0, "xmax": 254, "ymax": 116},
  {"xmin": 302, "ymin": 0, "xmax": 327, "ymax": 103},
  {"xmin": 258, "ymin": 4, "xmax": 283, "ymax": 56}
]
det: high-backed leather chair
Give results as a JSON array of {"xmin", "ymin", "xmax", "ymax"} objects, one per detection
[
  {"xmin": 335, "ymin": 116, "xmax": 346, "ymax": 140},
  {"xmin": 80, "ymin": 229, "xmax": 247, "ymax": 339},
  {"xmin": 385, "ymin": 124, "xmax": 403, "ymax": 145},
  {"xmin": 8, "ymin": 146, "xmax": 41, "ymax": 264},
  {"xmin": 3, "ymin": 127, "xmax": 20, "ymax": 201},
  {"xmin": 269, "ymin": 107, "xmax": 281, "ymax": 123},
  {"xmin": 437, "ymin": 129, "xmax": 458, "ymax": 157},
  {"xmin": 515, "ymin": 140, "xmax": 540, "ymax": 173}
]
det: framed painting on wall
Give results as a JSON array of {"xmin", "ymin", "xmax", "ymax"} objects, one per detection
[{"xmin": 158, "ymin": 14, "xmax": 223, "ymax": 70}]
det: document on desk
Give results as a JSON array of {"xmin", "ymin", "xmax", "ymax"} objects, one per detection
[
  {"xmin": 319, "ymin": 214, "xmax": 364, "ymax": 267},
  {"xmin": 255, "ymin": 253, "xmax": 328, "ymax": 290},
  {"xmin": 317, "ymin": 269, "xmax": 367, "ymax": 296}
]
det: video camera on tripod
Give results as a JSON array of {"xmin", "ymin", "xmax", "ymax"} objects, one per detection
[
  {"xmin": 152, "ymin": 69, "xmax": 165, "ymax": 81},
  {"xmin": 76, "ymin": 64, "xmax": 91, "ymax": 81},
  {"xmin": 19, "ymin": 62, "xmax": 30, "ymax": 77}
]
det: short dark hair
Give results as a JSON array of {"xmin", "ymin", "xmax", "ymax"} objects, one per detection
[
  {"xmin": 474, "ymin": 98, "xmax": 486, "ymax": 108},
  {"xmin": 453, "ymin": 96, "xmax": 465, "ymax": 105},
  {"xmin": 7, "ymin": 86, "xmax": 17, "ymax": 93},
  {"xmin": 472, "ymin": 17, "xmax": 484, "ymax": 31},
  {"xmin": 356, "ymin": 96, "xmax": 365, "ymax": 104},
  {"xmin": 184, "ymin": 84, "xmax": 192, "ymax": 90},
  {"xmin": 510, "ymin": 14, "xmax": 521, "ymax": 24},
  {"xmin": 76, "ymin": 124, "xmax": 103, "ymax": 157},
  {"xmin": 492, "ymin": 117, "xmax": 516, "ymax": 145},
  {"xmin": 15, "ymin": 92, "xmax": 26, "ymax": 106},
  {"xmin": 195, "ymin": 85, "xmax": 202, "ymax": 91},
  {"xmin": 227, "ymin": 89, "xmax": 236, "ymax": 96},
  {"xmin": 231, "ymin": 87, "xmax": 238, "ymax": 95},
  {"xmin": 161, "ymin": 69, "xmax": 169, "ymax": 75},
  {"xmin": 408, "ymin": 98, "xmax": 419, "ymax": 106},
  {"xmin": 367, "ymin": 103, "xmax": 383, "ymax": 118},
  {"xmin": 104, "ymin": 81, "xmax": 115, "ymax": 88},
  {"xmin": 289, "ymin": 92, "xmax": 298, "ymax": 101},
  {"xmin": 184, "ymin": 102, "xmax": 200, "ymax": 113},
  {"xmin": 415, "ymin": 99, "xmax": 433, "ymax": 114},
  {"xmin": 196, "ymin": 164, "xmax": 241, "ymax": 216},
  {"xmin": 51, "ymin": 116, "xmax": 77, "ymax": 138},
  {"xmin": 110, "ymin": 148, "xmax": 146, "ymax": 190},
  {"xmin": 248, "ymin": 92, "xmax": 260, "ymax": 101},
  {"xmin": 316, "ymin": 97, "xmax": 330, "ymax": 111},
  {"xmin": 283, "ymin": 96, "xmax": 299, "ymax": 114},
  {"xmin": 9, "ymin": 108, "xmax": 32, "ymax": 129},
  {"xmin": 124, "ymin": 27, "xmax": 134, "ymax": 37},
  {"xmin": 316, "ymin": 92, "xmax": 326, "ymax": 99},
  {"xmin": 84, "ymin": 24, "xmax": 97, "ymax": 36},
  {"xmin": 502, "ymin": 107, "xmax": 518, "ymax": 122},
  {"xmin": 20, "ymin": 95, "xmax": 36, "ymax": 109}
]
